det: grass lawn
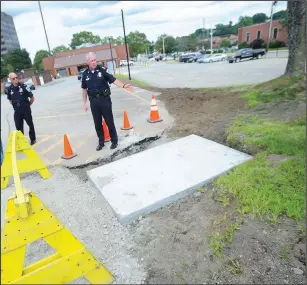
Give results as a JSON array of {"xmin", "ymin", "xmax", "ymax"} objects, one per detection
[
  {"xmin": 114, "ymin": 73, "xmax": 151, "ymax": 88},
  {"xmin": 213, "ymin": 75, "xmax": 306, "ymax": 223}
]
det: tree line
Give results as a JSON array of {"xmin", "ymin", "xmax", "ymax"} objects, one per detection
[{"xmin": 1, "ymin": 9, "xmax": 288, "ymax": 79}]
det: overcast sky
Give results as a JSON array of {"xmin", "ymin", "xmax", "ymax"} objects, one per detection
[{"xmin": 1, "ymin": 1, "xmax": 287, "ymax": 61}]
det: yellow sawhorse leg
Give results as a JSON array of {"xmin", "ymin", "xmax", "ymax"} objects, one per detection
[{"xmin": 1, "ymin": 192, "xmax": 113, "ymax": 284}]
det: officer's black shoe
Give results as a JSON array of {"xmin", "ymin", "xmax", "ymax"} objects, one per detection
[
  {"xmin": 110, "ymin": 143, "xmax": 118, "ymax": 150},
  {"xmin": 30, "ymin": 140, "xmax": 36, "ymax": 145},
  {"xmin": 96, "ymin": 144, "xmax": 105, "ymax": 151}
]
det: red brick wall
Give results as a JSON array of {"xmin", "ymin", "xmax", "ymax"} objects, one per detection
[
  {"xmin": 43, "ymin": 57, "xmax": 57, "ymax": 77},
  {"xmin": 54, "ymin": 44, "xmax": 129, "ymax": 60},
  {"xmin": 238, "ymin": 20, "xmax": 288, "ymax": 44},
  {"xmin": 42, "ymin": 44, "xmax": 129, "ymax": 72}
]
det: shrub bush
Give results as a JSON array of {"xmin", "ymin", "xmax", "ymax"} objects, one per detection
[
  {"xmin": 269, "ymin": 40, "xmax": 286, "ymax": 48},
  {"xmin": 238, "ymin": 42, "xmax": 249, "ymax": 49}
]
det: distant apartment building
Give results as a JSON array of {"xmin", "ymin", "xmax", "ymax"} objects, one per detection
[
  {"xmin": 238, "ymin": 20, "xmax": 288, "ymax": 44},
  {"xmin": 1, "ymin": 12, "xmax": 21, "ymax": 55}
]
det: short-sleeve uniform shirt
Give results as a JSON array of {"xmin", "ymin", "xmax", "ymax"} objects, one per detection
[
  {"xmin": 81, "ymin": 66, "xmax": 116, "ymax": 91},
  {"xmin": 7, "ymin": 84, "xmax": 33, "ymax": 102}
]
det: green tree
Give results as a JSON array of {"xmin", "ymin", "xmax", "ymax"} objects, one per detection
[
  {"xmin": 175, "ymin": 37, "xmax": 188, "ymax": 52},
  {"xmin": 126, "ymin": 31, "xmax": 149, "ymax": 57},
  {"xmin": 52, "ymin": 45, "xmax": 69, "ymax": 54},
  {"xmin": 285, "ymin": 1, "xmax": 306, "ymax": 75},
  {"xmin": 2, "ymin": 49, "xmax": 32, "ymax": 72},
  {"xmin": 114, "ymin": 36, "xmax": 124, "ymax": 45},
  {"xmin": 237, "ymin": 16, "xmax": 253, "ymax": 28},
  {"xmin": 252, "ymin": 13, "xmax": 268, "ymax": 24},
  {"xmin": 220, "ymin": 39, "xmax": 231, "ymax": 48},
  {"xmin": 155, "ymin": 35, "xmax": 177, "ymax": 53},
  {"xmin": 272, "ymin": 9, "xmax": 288, "ymax": 20},
  {"xmin": 194, "ymin": 28, "xmax": 209, "ymax": 39},
  {"xmin": 148, "ymin": 41, "xmax": 155, "ymax": 53},
  {"xmin": 70, "ymin": 31, "xmax": 101, "ymax": 48},
  {"xmin": 187, "ymin": 34, "xmax": 198, "ymax": 51},
  {"xmin": 34, "ymin": 50, "xmax": 49, "ymax": 72}
]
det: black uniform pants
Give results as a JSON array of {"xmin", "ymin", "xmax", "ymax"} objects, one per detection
[
  {"xmin": 89, "ymin": 95, "xmax": 118, "ymax": 145},
  {"xmin": 13, "ymin": 102, "xmax": 36, "ymax": 142}
]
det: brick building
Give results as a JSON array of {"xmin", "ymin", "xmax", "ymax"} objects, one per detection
[
  {"xmin": 238, "ymin": 20, "xmax": 288, "ymax": 44},
  {"xmin": 43, "ymin": 44, "xmax": 129, "ymax": 78}
]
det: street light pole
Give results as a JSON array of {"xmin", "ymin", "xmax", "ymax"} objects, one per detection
[
  {"xmin": 121, "ymin": 9, "xmax": 131, "ymax": 80},
  {"xmin": 108, "ymin": 37, "xmax": 115, "ymax": 74},
  {"xmin": 162, "ymin": 35, "xmax": 168, "ymax": 55},
  {"xmin": 38, "ymin": 1, "xmax": 51, "ymax": 56},
  {"xmin": 210, "ymin": 28, "xmax": 213, "ymax": 54},
  {"xmin": 266, "ymin": 1, "xmax": 276, "ymax": 55}
]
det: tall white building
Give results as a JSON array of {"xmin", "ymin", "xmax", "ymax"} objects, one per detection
[{"xmin": 1, "ymin": 12, "xmax": 21, "ymax": 55}]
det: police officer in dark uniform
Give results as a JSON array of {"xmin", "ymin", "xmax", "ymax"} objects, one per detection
[
  {"xmin": 82, "ymin": 52, "xmax": 133, "ymax": 151},
  {"xmin": 6, "ymin": 72, "xmax": 36, "ymax": 145}
]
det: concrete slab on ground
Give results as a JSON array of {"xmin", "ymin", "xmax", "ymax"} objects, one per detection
[{"xmin": 87, "ymin": 134, "xmax": 253, "ymax": 225}]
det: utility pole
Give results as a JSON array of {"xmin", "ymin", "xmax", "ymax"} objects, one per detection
[
  {"xmin": 266, "ymin": 1, "xmax": 277, "ymax": 55},
  {"xmin": 38, "ymin": 1, "xmax": 51, "ymax": 56},
  {"xmin": 108, "ymin": 37, "xmax": 115, "ymax": 74},
  {"xmin": 210, "ymin": 27, "xmax": 213, "ymax": 54},
  {"xmin": 162, "ymin": 37, "xmax": 165, "ymax": 55},
  {"xmin": 162, "ymin": 35, "xmax": 168, "ymax": 55},
  {"xmin": 202, "ymin": 18, "xmax": 206, "ymax": 50},
  {"xmin": 121, "ymin": 9, "xmax": 131, "ymax": 80}
]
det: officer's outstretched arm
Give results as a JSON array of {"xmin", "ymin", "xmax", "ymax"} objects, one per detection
[
  {"xmin": 113, "ymin": 79, "xmax": 133, "ymax": 93},
  {"xmin": 29, "ymin": 96, "xmax": 35, "ymax": 105}
]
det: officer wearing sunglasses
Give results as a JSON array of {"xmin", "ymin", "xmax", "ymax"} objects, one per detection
[{"xmin": 6, "ymin": 72, "xmax": 36, "ymax": 145}]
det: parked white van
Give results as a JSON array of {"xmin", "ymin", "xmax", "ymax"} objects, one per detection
[{"xmin": 120, "ymin": 60, "xmax": 134, "ymax": 66}]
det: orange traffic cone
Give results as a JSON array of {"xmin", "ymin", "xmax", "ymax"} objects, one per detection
[
  {"xmin": 61, "ymin": 134, "xmax": 77, "ymax": 159},
  {"xmin": 147, "ymin": 94, "xmax": 163, "ymax": 123},
  {"xmin": 121, "ymin": 111, "xmax": 133, "ymax": 130},
  {"xmin": 102, "ymin": 120, "xmax": 111, "ymax": 142}
]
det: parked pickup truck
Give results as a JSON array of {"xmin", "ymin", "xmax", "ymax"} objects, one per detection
[{"xmin": 227, "ymin": 48, "xmax": 266, "ymax": 63}]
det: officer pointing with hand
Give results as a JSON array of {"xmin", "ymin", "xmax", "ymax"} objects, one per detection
[
  {"xmin": 82, "ymin": 52, "xmax": 133, "ymax": 151},
  {"xmin": 6, "ymin": 72, "xmax": 36, "ymax": 145}
]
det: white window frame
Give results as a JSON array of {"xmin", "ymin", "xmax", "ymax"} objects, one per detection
[
  {"xmin": 273, "ymin": 27, "xmax": 278, "ymax": 40},
  {"xmin": 257, "ymin": 30, "xmax": 261, "ymax": 40},
  {"xmin": 246, "ymin": 32, "xmax": 250, "ymax": 42}
]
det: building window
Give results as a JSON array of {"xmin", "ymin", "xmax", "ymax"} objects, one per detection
[
  {"xmin": 246, "ymin": 32, "xmax": 250, "ymax": 42},
  {"xmin": 257, "ymin": 30, "xmax": 261, "ymax": 40},
  {"xmin": 273, "ymin": 28, "xmax": 278, "ymax": 39}
]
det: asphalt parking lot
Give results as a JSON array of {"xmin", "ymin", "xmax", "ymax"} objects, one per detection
[
  {"xmin": 1, "ymin": 76, "xmax": 172, "ymax": 168},
  {"xmin": 121, "ymin": 55, "xmax": 288, "ymax": 88}
]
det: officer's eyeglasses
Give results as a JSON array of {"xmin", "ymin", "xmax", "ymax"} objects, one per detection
[{"xmin": 11, "ymin": 77, "xmax": 18, "ymax": 80}]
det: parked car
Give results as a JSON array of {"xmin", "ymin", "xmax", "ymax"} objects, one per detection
[
  {"xmin": 120, "ymin": 60, "xmax": 134, "ymax": 66},
  {"xmin": 162, "ymin": 56, "xmax": 174, "ymax": 61},
  {"xmin": 179, "ymin": 53, "xmax": 196, "ymax": 63},
  {"xmin": 78, "ymin": 70, "xmax": 84, "ymax": 80},
  {"xmin": 228, "ymin": 48, "xmax": 266, "ymax": 63},
  {"xmin": 204, "ymin": 54, "xmax": 228, "ymax": 63},
  {"xmin": 4, "ymin": 80, "xmax": 35, "ymax": 94},
  {"xmin": 24, "ymin": 81, "xmax": 35, "ymax": 90},
  {"xmin": 187, "ymin": 53, "xmax": 205, "ymax": 63},
  {"xmin": 197, "ymin": 55, "xmax": 212, "ymax": 63}
]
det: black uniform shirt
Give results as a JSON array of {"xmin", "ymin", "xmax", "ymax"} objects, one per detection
[
  {"xmin": 81, "ymin": 65, "xmax": 116, "ymax": 91},
  {"xmin": 7, "ymin": 84, "xmax": 33, "ymax": 102}
]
